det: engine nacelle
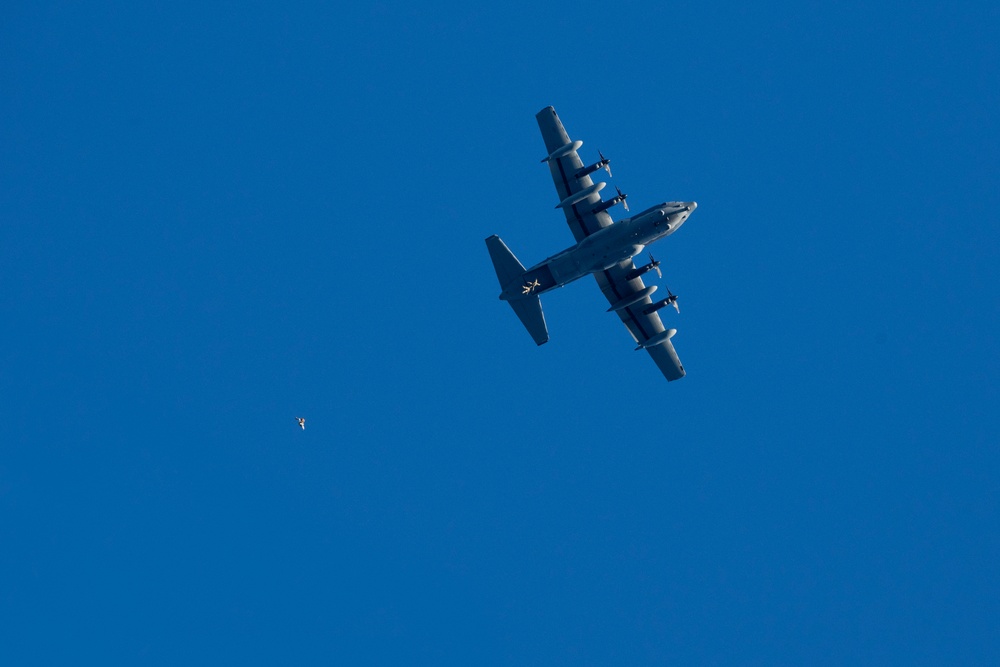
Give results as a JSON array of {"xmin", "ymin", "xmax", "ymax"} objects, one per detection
[
  {"xmin": 643, "ymin": 296, "xmax": 674, "ymax": 315},
  {"xmin": 592, "ymin": 189, "xmax": 627, "ymax": 215},
  {"xmin": 626, "ymin": 262, "xmax": 658, "ymax": 281},
  {"xmin": 574, "ymin": 161, "xmax": 605, "ymax": 179}
]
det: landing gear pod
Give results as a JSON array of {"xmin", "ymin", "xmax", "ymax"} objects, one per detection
[
  {"xmin": 541, "ymin": 140, "xmax": 583, "ymax": 163},
  {"xmin": 556, "ymin": 181, "xmax": 606, "ymax": 209},
  {"xmin": 607, "ymin": 285, "xmax": 657, "ymax": 312},
  {"xmin": 634, "ymin": 328, "xmax": 677, "ymax": 350}
]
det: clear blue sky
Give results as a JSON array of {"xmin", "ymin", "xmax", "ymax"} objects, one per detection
[{"xmin": 3, "ymin": 1, "xmax": 999, "ymax": 664}]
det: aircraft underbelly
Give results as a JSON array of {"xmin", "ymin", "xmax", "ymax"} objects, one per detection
[
  {"xmin": 546, "ymin": 252, "xmax": 584, "ymax": 285},
  {"xmin": 578, "ymin": 243, "xmax": 643, "ymax": 273}
]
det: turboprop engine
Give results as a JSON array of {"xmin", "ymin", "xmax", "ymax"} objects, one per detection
[
  {"xmin": 591, "ymin": 186, "xmax": 629, "ymax": 214},
  {"xmin": 643, "ymin": 295, "xmax": 678, "ymax": 315},
  {"xmin": 574, "ymin": 150, "xmax": 612, "ymax": 179},
  {"xmin": 626, "ymin": 252, "xmax": 662, "ymax": 281}
]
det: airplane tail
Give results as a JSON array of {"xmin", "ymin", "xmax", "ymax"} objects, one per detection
[
  {"xmin": 485, "ymin": 235, "xmax": 549, "ymax": 346},
  {"xmin": 485, "ymin": 235, "xmax": 525, "ymax": 287},
  {"xmin": 508, "ymin": 296, "xmax": 549, "ymax": 346}
]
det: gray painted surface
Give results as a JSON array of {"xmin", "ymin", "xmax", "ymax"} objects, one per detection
[{"xmin": 486, "ymin": 107, "xmax": 696, "ymax": 382}]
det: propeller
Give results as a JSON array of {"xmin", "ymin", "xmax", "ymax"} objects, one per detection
[
  {"xmin": 647, "ymin": 252, "xmax": 662, "ymax": 279},
  {"xmin": 599, "ymin": 150, "xmax": 612, "ymax": 178},
  {"xmin": 616, "ymin": 186, "xmax": 629, "ymax": 212},
  {"xmin": 665, "ymin": 286, "xmax": 680, "ymax": 313}
]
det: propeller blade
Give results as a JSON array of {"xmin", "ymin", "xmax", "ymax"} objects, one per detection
[
  {"xmin": 647, "ymin": 252, "xmax": 662, "ymax": 278},
  {"xmin": 599, "ymin": 150, "xmax": 612, "ymax": 178},
  {"xmin": 616, "ymin": 186, "xmax": 629, "ymax": 212},
  {"xmin": 665, "ymin": 287, "xmax": 679, "ymax": 312}
]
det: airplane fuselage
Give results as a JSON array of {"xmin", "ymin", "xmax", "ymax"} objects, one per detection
[{"xmin": 499, "ymin": 201, "xmax": 696, "ymax": 301}]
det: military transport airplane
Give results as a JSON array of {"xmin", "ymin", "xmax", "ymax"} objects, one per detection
[{"xmin": 486, "ymin": 106, "xmax": 696, "ymax": 381}]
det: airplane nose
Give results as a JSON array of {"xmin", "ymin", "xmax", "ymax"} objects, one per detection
[{"xmin": 687, "ymin": 201, "xmax": 697, "ymax": 211}]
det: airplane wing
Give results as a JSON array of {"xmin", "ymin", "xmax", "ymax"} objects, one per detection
[
  {"xmin": 595, "ymin": 259, "xmax": 686, "ymax": 382},
  {"xmin": 536, "ymin": 106, "xmax": 614, "ymax": 243},
  {"xmin": 536, "ymin": 106, "xmax": 686, "ymax": 381}
]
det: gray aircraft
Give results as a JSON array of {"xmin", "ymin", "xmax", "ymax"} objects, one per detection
[{"xmin": 486, "ymin": 106, "xmax": 696, "ymax": 381}]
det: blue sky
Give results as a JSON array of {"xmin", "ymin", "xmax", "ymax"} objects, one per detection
[{"xmin": 2, "ymin": 1, "xmax": 999, "ymax": 664}]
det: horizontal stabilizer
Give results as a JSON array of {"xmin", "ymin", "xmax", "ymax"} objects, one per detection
[
  {"xmin": 485, "ymin": 235, "xmax": 549, "ymax": 345},
  {"xmin": 485, "ymin": 235, "xmax": 525, "ymax": 288},
  {"xmin": 510, "ymin": 295, "xmax": 549, "ymax": 346}
]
